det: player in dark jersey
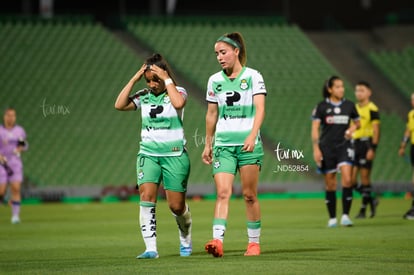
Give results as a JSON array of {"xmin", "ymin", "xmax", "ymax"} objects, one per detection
[{"xmin": 311, "ymin": 76, "xmax": 360, "ymax": 227}]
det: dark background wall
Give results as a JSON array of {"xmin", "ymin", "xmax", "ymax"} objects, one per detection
[{"xmin": 1, "ymin": 0, "xmax": 414, "ymax": 29}]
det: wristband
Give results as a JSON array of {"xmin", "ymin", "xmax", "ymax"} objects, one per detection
[
  {"xmin": 164, "ymin": 78, "xmax": 173, "ymax": 86},
  {"xmin": 371, "ymin": 144, "xmax": 377, "ymax": 151},
  {"xmin": 403, "ymin": 136, "xmax": 409, "ymax": 144}
]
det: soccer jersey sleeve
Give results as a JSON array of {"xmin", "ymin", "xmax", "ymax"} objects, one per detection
[
  {"xmin": 252, "ymin": 70, "xmax": 267, "ymax": 96},
  {"xmin": 176, "ymin": 86, "xmax": 188, "ymax": 100},
  {"xmin": 206, "ymin": 76, "xmax": 217, "ymax": 103},
  {"xmin": 369, "ymin": 103, "xmax": 380, "ymax": 124},
  {"xmin": 350, "ymin": 103, "xmax": 360, "ymax": 122},
  {"xmin": 311, "ymin": 103, "xmax": 323, "ymax": 121},
  {"xmin": 129, "ymin": 89, "xmax": 149, "ymax": 110}
]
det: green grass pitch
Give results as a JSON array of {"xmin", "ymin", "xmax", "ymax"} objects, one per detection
[{"xmin": 1, "ymin": 197, "xmax": 414, "ymax": 274}]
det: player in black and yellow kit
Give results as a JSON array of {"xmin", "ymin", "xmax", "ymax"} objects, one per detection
[
  {"xmin": 312, "ymin": 76, "xmax": 360, "ymax": 227},
  {"xmin": 398, "ymin": 93, "xmax": 414, "ymax": 220},
  {"xmin": 351, "ymin": 81, "xmax": 380, "ymax": 219}
]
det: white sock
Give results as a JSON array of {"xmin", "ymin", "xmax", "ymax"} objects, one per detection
[
  {"xmin": 212, "ymin": 218, "xmax": 227, "ymax": 242},
  {"xmin": 173, "ymin": 204, "xmax": 192, "ymax": 247},
  {"xmin": 247, "ymin": 221, "xmax": 261, "ymax": 244},
  {"xmin": 139, "ymin": 201, "xmax": 157, "ymax": 252}
]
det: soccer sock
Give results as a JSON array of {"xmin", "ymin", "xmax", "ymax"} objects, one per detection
[
  {"xmin": 139, "ymin": 201, "xmax": 157, "ymax": 252},
  {"xmin": 361, "ymin": 185, "xmax": 372, "ymax": 211},
  {"xmin": 325, "ymin": 191, "xmax": 336, "ymax": 218},
  {"xmin": 11, "ymin": 201, "xmax": 20, "ymax": 217},
  {"xmin": 172, "ymin": 204, "xmax": 192, "ymax": 246},
  {"xmin": 342, "ymin": 187, "xmax": 353, "ymax": 215},
  {"xmin": 212, "ymin": 218, "xmax": 227, "ymax": 242},
  {"xmin": 247, "ymin": 220, "xmax": 261, "ymax": 244}
]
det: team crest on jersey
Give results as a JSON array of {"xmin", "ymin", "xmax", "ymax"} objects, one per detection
[
  {"xmin": 138, "ymin": 170, "xmax": 144, "ymax": 180},
  {"xmin": 163, "ymin": 96, "xmax": 170, "ymax": 104},
  {"xmin": 334, "ymin": 107, "xmax": 341, "ymax": 114},
  {"xmin": 214, "ymin": 160, "xmax": 220, "ymax": 169},
  {"xmin": 240, "ymin": 79, "xmax": 249, "ymax": 90}
]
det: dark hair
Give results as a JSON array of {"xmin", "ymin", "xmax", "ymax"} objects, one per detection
[
  {"xmin": 144, "ymin": 53, "xmax": 177, "ymax": 85},
  {"xmin": 3, "ymin": 106, "xmax": 15, "ymax": 115},
  {"xmin": 220, "ymin": 32, "xmax": 247, "ymax": 66},
  {"xmin": 356, "ymin": 80, "xmax": 371, "ymax": 90},
  {"xmin": 322, "ymin": 75, "xmax": 341, "ymax": 98}
]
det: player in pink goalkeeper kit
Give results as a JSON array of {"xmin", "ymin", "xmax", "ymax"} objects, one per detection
[{"xmin": 0, "ymin": 108, "xmax": 28, "ymax": 224}]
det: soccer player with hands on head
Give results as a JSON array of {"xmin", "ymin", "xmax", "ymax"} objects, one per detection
[{"xmin": 115, "ymin": 53, "xmax": 192, "ymax": 259}]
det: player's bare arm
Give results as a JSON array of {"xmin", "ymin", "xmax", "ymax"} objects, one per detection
[
  {"xmin": 202, "ymin": 103, "xmax": 218, "ymax": 165},
  {"xmin": 311, "ymin": 120, "xmax": 322, "ymax": 167},
  {"xmin": 115, "ymin": 64, "xmax": 147, "ymax": 111}
]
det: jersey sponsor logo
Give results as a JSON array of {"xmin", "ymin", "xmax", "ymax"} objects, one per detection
[
  {"xmin": 215, "ymin": 84, "xmax": 222, "ymax": 92},
  {"xmin": 149, "ymin": 105, "xmax": 164, "ymax": 118},
  {"xmin": 225, "ymin": 91, "xmax": 241, "ymax": 106},
  {"xmin": 223, "ymin": 114, "xmax": 247, "ymax": 120},
  {"xmin": 258, "ymin": 80, "xmax": 266, "ymax": 90},
  {"xmin": 325, "ymin": 115, "xmax": 349, "ymax": 124}
]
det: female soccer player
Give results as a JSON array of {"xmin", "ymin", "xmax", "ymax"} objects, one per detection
[
  {"xmin": 311, "ymin": 76, "xmax": 360, "ymax": 227},
  {"xmin": 115, "ymin": 53, "xmax": 192, "ymax": 258},
  {"xmin": 398, "ymin": 93, "xmax": 414, "ymax": 220},
  {"xmin": 0, "ymin": 107, "xmax": 28, "ymax": 224},
  {"xmin": 202, "ymin": 32, "xmax": 266, "ymax": 257},
  {"xmin": 351, "ymin": 81, "xmax": 380, "ymax": 219}
]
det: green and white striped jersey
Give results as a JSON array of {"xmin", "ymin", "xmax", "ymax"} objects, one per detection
[
  {"xmin": 130, "ymin": 87, "xmax": 187, "ymax": 156},
  {"xmin": 206, "ymin": 67, "xmax": 267, "ymax": 146}
]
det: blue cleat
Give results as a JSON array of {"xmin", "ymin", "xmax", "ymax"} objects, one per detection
[
  {"xmin": 180, "ymin": 243, "xmax": 192, "ymax": 257},
  {"xmin": 340, "ymin": 214, "xmax": 353, "ymax": 227},
  {"xmin": 136, "ymin": 251, "xmax": 159, "ymax": 259}
]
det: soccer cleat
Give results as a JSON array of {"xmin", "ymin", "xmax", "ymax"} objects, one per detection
[
  {"xmin": 136, "ymin": 251, "xmax": 159, "ymax": 259},
  {"xmin": 180, "ymin": 243, "xmax": 192, "ymax": 257},
  {"xmin": 244, "ymin": 242, "xmax": 260, "ymax": 256},
  {"xmin": 403, "ymin": 209, "xmax": 414, "ymax": 220},
  {"xmin": 370, "ymin": 198, "xmax": 379, "ymax": 218},
  {"xmin": 11, "ymin": 215, "xmax": 20, "ymax": 224},
  {"xmin": 355, "ymin": 209, "xmax": 366, "ymax": 219},
  {"xmin": 327, "ymin": 218, "xmax": 337, "ymax": 228},
  {"xmin": 340, "ymin": 214, "xmax": 353, "ymax": 227},
  {"xmin": 205, "ymin": 239, "xmax": 223, "ymax": 257}
]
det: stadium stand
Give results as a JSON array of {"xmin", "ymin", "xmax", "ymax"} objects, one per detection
[
  {"xmin": 0, "ymin": 16, "xmax": 411, "ymax": 192},
  {"xmin": 368, "ymin": 45, "xmax": 414, "ymax": 99}
]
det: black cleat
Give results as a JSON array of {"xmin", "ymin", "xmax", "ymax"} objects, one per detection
[
  {"xmin": 403, "ymin": 209, "xmax": 414, "ymax": 220},
  {"xmin": 355, "ymin": 210, "xmax": 366, "ymax": 219},
  {"xmin": 369, "ymin": 198, "xmax": 379, "ymax": 218}
]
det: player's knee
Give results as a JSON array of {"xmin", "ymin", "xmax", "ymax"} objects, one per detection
[{"xmin": 242, "ymin": 192, "xmax": 257, "ymax": 204}]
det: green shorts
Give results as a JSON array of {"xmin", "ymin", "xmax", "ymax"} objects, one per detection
[
  {"xmin": 136, "ymin": 151, "xmax": 190, "ymax": 192},
  {"xmin": 212, "ymin": 142, "xmax": 264, "ymax": 176}
]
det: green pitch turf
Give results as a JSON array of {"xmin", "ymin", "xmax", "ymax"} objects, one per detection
[{"xmin": 0, "ymin": 198, "xmax": 413, "ymax": 274}]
